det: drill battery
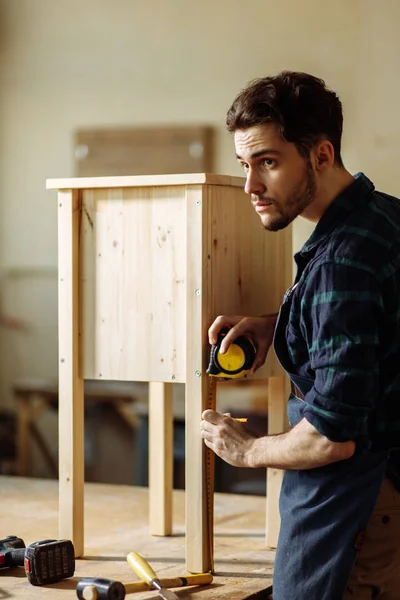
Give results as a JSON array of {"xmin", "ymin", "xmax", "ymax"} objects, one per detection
[
  {"xmin": 25, "ymin": 539, "xmax": 75, "ymax": 585},
  {"xmin": 0, "ymin": 536, "xmax": 75, "ymax": 585}
]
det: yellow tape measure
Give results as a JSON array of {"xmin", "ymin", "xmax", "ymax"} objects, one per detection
[{"xmin": 206, "ymin": 330, "xmax": 256, "ymax": 379}]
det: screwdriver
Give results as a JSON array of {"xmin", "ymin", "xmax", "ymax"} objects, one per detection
[{"xmin": 127, "ymin": 552, "xmax": 182, "ymax": 600}]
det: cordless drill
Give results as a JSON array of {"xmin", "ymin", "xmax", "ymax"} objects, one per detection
[{"xmin": 0, "ymin": 535, "xmax": 75, "ymax": 585}]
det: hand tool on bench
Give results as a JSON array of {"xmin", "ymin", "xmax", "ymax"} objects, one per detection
[
  {"xmin": 76, "ymin": 573, "xmax": 213, "ymax": 600},
  {"xmin": 128, "ymin": 551, "xmax": 211, "ymax": 599},
  {"xmin": 0, "ymin": 535, "xmax": 75, "ymax": 585}
]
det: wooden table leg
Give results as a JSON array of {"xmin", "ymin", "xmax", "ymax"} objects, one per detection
[
  {"xmin": 149, "ymin": 381, "xmax": 173, "ymax": 535},
  {"xmin": 266, "ymin": 376, "xmax": 288, "ymax": 548},
  {"xmin": 185, "ymin": 371, "xmax": 213, "ymax": 573},
  {"xmin": 58, "ymin": 189, "xmax": 84, "ymax": 557},
  {"xmin": 16, "ymin": 394, "xmax": 32, "ymax": 476},
  {"xmin": 184, "ymin": 186, "xmax": 212, "ymax": 573}
]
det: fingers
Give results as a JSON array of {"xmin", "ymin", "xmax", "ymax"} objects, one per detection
[
  {"xmin": 202, "ymin": 411, "xmax": 242, "ymax": 429},
  {"xmin": 208, "ymin": 315, "xmax": 244, "ymax": 345},
  {"xmin": 218, "ymin": 318, "xmax": 251, "ymax": 354},
  {"xmin": 200, "ymin": 413, "xmax": 229, "ymax": 453},
  {"xmin": 200, "ymin": 412, "xmax": 220, "ymax": 447},
  {"xmin": 203, "ymin": 437, "xmax": 213, "ymax": 450},
  {"xmin": 208, "ymin": 315, "xmax": 227, "ymax": 345},
  {"xmin": 208, "ymin": 315, "xmax": 275, "ymax": 376},
  {"xmin": 200, "ymin": 412, "xmax": 256, "ymax": 468},
  {"xmin": 250, "ymin": 340, "xmax": 269, "ymax": 374},
  {"xmin": 219, "ymin": 326, "xmax": 240, "ymax": 354},
  {"xmin": 202, "ymin": 409, "xmax": 223, "ymax": 423}
]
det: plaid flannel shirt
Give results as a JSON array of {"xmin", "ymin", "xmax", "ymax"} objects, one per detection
[{"xmin": 286, "ymin": 173, "xmax": 400, "ymax": 462}]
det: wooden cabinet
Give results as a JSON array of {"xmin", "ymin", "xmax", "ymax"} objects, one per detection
[{"xmin": 47, "ymin": 173, "xmax": 292, "ymax": 573}]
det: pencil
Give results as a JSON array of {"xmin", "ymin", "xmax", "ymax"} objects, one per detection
[{"xmin": 235, "ymin": 417, "xmax": 248, "ymax": 422}]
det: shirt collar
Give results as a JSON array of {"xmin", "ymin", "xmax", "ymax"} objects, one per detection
[{"xmin": 298, "ymin": 172, "xmax": 375, "ymax": 255}]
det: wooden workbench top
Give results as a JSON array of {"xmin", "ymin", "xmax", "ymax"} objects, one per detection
[
  {"xmin": 0, "ymin": 477, "xmax": 274, "ymax": 599},
  {"xmin": 46, "ymin": 173, "xmax": 245, "ymax": 190}
]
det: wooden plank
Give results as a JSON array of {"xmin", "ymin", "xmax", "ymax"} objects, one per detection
[
  {"xmin": 0, "ymin": 476, "xmax": 274, "ymax": 600},
  {"xmin": 208, "ymin": 184, "xmax": 291, "ymax": 379},
  {"xmin": 58, "ymin": 189, "xmax": 85, "ymax": 557},
  {"xmin": 265, "ymin": 376, "xmax": 290, "ymax": 548},
  {"xmin": 81, "ymin": 186, "xmax": 187, "ymax": 382},
  {"xmin": 46, "ymin": 173, "xmax": 245, "ymax": 190},
  {"xmin": 185, "ymin": 184, "xmax": 213, "ymax": 573},
  {"xmin": 74, "ymin": 125, "xmax": 214, "ymax": 177},
  {"xmin": 149, "ymin": 381, "xmax": 173, "ymax": 536}
]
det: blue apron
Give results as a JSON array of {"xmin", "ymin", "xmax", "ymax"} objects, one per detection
[{"xmin": 272, "ymin": 286, "xmax": 388, "ymax": 600}]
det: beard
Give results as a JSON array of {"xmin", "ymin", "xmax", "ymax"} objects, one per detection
[{"xmin": 261, "ymin": 160, "xmax": 317, "ymax": 232}]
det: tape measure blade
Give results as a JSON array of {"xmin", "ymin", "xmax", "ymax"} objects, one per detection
[{"xmin": 205, "ymin": 376, "xmax": 216, "ymax": 572}]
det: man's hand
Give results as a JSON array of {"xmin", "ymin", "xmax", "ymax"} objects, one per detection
[
  {"xmin": 200, "ymin": 409, "xmax": 258, "ymax": 468},
  {"xmin": 201, "ymin": 411, "xmax": 356, "ymax": 471},
  {"xmin": 208, "ymin": 314, "xmax": 278, "ymax": 374}
]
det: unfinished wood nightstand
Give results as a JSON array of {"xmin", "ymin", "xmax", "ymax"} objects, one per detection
[{"xmin": 47, "ymin": 173, "xmax": 291, "ymax": 573}]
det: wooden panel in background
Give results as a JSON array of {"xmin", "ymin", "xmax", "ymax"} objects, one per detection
[
  {"xmin": 0, "ymin": 267, "xmax": 58, "ymax": 411},
  {"xmin": 74, "ymin": 126, "xmax": 214, "ymax": 177}
]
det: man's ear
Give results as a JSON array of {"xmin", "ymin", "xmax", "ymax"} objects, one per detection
[{"xmin": 314, "ymin": 140, "xmax": 335, "ymax": 171}]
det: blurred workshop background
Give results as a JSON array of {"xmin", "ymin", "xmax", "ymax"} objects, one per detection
[{"xmin": 0, "ymin": 0, "xmax": 398, "ymax": 492}]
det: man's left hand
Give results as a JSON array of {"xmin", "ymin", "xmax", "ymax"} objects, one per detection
[{"xmin": 200, "ymin": 410, "xmax": 258, "ymax": 468}]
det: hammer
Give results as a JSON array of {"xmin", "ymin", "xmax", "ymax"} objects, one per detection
[{"xmin": 76, "ymin": 573, "xmax": 213, "ymax": 600}]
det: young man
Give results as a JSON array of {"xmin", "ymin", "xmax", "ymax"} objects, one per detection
[{"xmin": 200, "ymin": 72, "xmax": 400, "ymax": 599}]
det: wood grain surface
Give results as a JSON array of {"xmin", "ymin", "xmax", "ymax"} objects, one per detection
[{"xmin": 0, "ymin": 476, "xmax": 274, "ymax": 599}]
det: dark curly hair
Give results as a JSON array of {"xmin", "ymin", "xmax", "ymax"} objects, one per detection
[{"xmin": 226, "ymin": 71, "xmax": 344, "ymax": 167}]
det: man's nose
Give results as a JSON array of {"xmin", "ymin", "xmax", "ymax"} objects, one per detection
[{"xmin": 244, "ymin": 169, "xmax": 266, "ymax": 196}]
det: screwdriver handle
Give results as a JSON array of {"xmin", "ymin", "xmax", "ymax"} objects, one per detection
[{"xmin": 127, "ymin": 552, "xmax": 158, "ymax": 586}]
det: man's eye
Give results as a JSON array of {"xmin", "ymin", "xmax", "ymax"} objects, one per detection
[
  {"xmin": 241, "ymin": 163, "xmax": 249, "ymax": 172},
  {"xmin": 263, "ymin": 158, "xmax": 275, "ymax": 167}
]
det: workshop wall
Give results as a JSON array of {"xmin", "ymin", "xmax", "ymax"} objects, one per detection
[{"xmin": 0, "ymin": 0, "xmax": 399, "ymax": 478}]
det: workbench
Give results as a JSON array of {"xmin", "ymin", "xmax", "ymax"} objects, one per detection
[{"xmin": 0, "ymin": 476, "xmax": 274, "ymax": 599}]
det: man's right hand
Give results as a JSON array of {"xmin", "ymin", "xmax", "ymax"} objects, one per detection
[{"xmin": 208, "ymin": 314, "xmax": 278, "ymax": 374}]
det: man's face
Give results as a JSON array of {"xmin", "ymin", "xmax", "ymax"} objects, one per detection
[{"xmin": 234, "ymin": 124, "xmax": 317, "ymax": 231}]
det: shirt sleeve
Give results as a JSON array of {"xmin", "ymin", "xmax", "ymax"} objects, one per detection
[{"xmin": 299, "ymin": 259, "xmax": 384, "ymax": 447}]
